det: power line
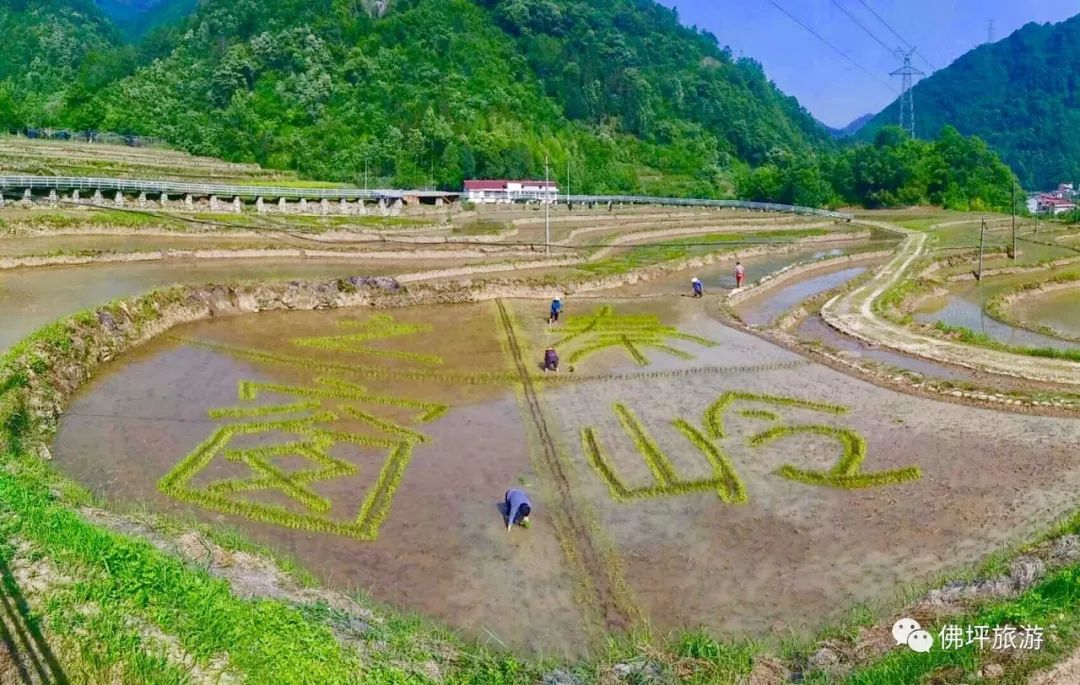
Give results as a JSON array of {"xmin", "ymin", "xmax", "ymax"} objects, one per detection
[
  {"xmin": 856, "ymin": 0, "xmax": 911, "ymax": 48},
  {"xmin": 855, "ymin": 0, "xmax": 937, "ymax": 71},
  {"xmin": 765, "ymin": 0, "xmax": 896, "ymax": 93},
  {"xmin": 830, "ymin": 0, "xmax": 894, "ymax": 55}
]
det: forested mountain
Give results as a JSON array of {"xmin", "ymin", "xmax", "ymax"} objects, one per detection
[
  {"xmin": 860, "ymin": 13, "xmax": 1080, "ymax": 190},
  {"xmin": 0, "ymin": 0, "xmax": 124, "ymax": 128},
  {"xmin": 827, "ymin": 113, "xmax": 872, "ymax": 139},
  {"xmin": 94, "ymin": 0, "xmax": 198, "ymax": 39},
  {"xmin": 0, "ymin": 0, "xmax": 1020, "ymax": 209},
  {"xmin": 4, "ymin": 0, "xmax": 834, "ymax": 195}
]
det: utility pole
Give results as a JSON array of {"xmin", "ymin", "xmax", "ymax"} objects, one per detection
[
  {"xmin": 544, "ymin": 154, "xmax": 551, "ymax": 254},
  {"xmin": 977, "ymin": 219, "xmax": 986, "ymax": 280},
  {"xmin": 1011, "ymin": 183, "xmax": 1017, "ymax": 260},
  {"xmin": 890, "ymin": 48, "xmax": 925, "ymax": 138},
  {"xmin": 566, "ymin": 159, "xmax": 570, "ymax": 207}
]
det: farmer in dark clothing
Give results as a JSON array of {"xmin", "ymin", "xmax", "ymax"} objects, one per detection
[
  {"xmin": 549, "ymin": 297, "xmax": 563, "ymax": 323},
  {"xmin": 691, "ymin": 277, "xmax": 703, "ymax": 298},
  {"xmin": 543, "ymin": 347, "xmax": 559, "ymax": 372},
  {"xmin": 505, "ymin": 489, "xmax": 532, "ymax": 531}
]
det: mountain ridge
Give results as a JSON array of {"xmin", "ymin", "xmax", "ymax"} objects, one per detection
[{"xmin": 859, "ymin": 13, "xmax": 1080, "ymax": 189}]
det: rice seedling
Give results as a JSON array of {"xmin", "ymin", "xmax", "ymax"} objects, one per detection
[
  {"xmin": 581, "ymin": 404, "xmax": 747, "ymax": 503},
  {"xmin": 176, "ymin": 336, "xmax": 517, "ymax": 385},
  {"xmin": 556, "ymin": 306, "xmax": 717, "ymax": 366},
  {"xmin": 583, "ymin": 392, "xmax": 918, "ymax": 502},
  {"xmin": 750, "ymin": 424, "xmax": 921, "ymax": 489},
  {"xmin": 704, "ymin": 391, "xmax": 847, "ymax": 440},
  {"xmin": 292, "ymin": 314, "xmax": 444, "ymax": 365},
  {"xmin": 158, "ymin": 376, "xmax": 447, "ymax": 540}
]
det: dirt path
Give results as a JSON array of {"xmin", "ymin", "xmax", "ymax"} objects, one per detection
[
  {"xmin": 494, "ymin": 300, "xmax": 636, "ymax": 633},
  {"xmin": 821, "ymin": 222, "xmax": 1080, "ymax": 385},
  {"xmin": 1030, "ymin": 647, "xmax": 1080, "ymax": 684}
]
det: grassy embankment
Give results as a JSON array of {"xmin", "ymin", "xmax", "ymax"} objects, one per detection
[
  {"xmin": 577, "ymin": 228, "xmax": 833, "ymax": 276},
  {"xmin": 0, "ymin": 209, "xmax": 433, "ymax": 234},
  {"xmin": 0, "ymin": 286, "xmax": 767, "ymax": 684},
  {"xmin": 983, "ymin": 272, "xmax": 1080, "ymax": 343},
  {"xmin": 867, "ymin": 225, "xmax": 1080, "ymax": 363}
]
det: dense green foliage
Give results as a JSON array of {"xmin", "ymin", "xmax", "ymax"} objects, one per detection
[
  {"xmin": 738, "ymin": 125, "xmax": 1020, "ymax": 211},
  {"xmin": 0, "ymin": 0, "xmax": 1020, "ymax": 210},
  {"xmin": 95, "ymin": 0, "xmax": 199, "ymax": 40},
  {"xmin": 5, "ymin": 0, "xmax": 832, "ymax": 196},
  {"xmin": 861, "ymin": 14, "xmax": 1080, "ymax": 190},
  {"xmin": 0, "ymin": 0, "xmax": 129, "ymax": 129}
]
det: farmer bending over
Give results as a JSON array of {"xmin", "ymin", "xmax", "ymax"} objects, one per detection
[
  {"xmin": 505, "ymin": 489, "xmax": 532, "ymax": 531},
  {"xmin": 543, "ymin": 347, "xmax": 559, "ymax": 372},
  {"xmin": 691, "ymin": 277, "xmax": 703, "ymax": 298},
  {"xmin": 549, "ymin": 297, "xmax": 563, "ymax": 323}
]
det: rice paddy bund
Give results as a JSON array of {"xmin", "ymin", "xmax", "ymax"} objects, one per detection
[
  {"xmin": 50, "ymin": 295, "xmax": 1080, "ymax": 658},
  {"xmin": 4, "ymin": 184, "xmax": 1080, "ymax": 684}
]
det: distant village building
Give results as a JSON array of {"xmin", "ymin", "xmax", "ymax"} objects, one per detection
[
  {"xmin": 1033, "ymin": 193, "xmax": 1076, "ymax": 215},
  {"xmin": 464, "ymin": 179, "xmax": 558, "ymax": 204},
  {"xmin": 1026, "ymin": 182, "xmax": 1078, "ymax": 215}
]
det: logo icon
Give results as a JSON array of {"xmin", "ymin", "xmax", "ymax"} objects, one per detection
[{"xmin": 893, "ymin": 618, "xmax": 933, "ymax": 652}]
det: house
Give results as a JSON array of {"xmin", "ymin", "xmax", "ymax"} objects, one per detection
[
  {"xmin": 464, "ymin": 179, "xmax": 558, "ymax": 204},
  {"xmin": 1036, "ymin": 194, "xmax": 1076, "ymax": 215},
  {"xmin": 1026, "ymin": 194, "xmax": 1040, "ymax": 214}
]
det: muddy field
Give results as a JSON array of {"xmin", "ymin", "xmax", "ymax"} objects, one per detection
[
  {"xmin": 915, "ymin": 266, "xmax": 1080, "ymax": 350},
  {"xmin": 51, "ymin": 296, "xmax": 1080, "ymax": 654},
  {"xmin": 1011, "ymin": 287, "xmax": 1080, "ymax": 339}
]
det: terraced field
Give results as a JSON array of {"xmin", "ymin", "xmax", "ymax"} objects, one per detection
[{"xmin": 2, "ymin": 155, "xmax": 1079, "ymax": 684}]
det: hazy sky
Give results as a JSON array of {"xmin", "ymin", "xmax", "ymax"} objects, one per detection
[{"xmin": 661, "ymin": 0, "xmax": 1078, "ymax": 128}]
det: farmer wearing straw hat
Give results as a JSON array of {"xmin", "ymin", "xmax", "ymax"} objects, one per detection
[
  {"xmin": 691, "ymin": 277, "xmax": 703, "ymax": 298},
  {"xmin": 505, "ymin": 488, "xmax": 532, "ymax": 531},
  {"xmin": 543, "ymin": 346, "xmax": 559, "ymax": 372}
]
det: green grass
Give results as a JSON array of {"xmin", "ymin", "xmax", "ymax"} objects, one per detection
[
  {"xmin": 0, "ymin": 267, "xmax": 1077, "ymax": 682},
  {"xmin": 983, "ymin": 272, "xmax": 1080, "ymax": 343},
  {"xmin": 578, "ymin": 228, "xmax": 831, "ymax": 275},
  {"xmin": 3, "ymin": 209, "xmax": 172, "ymax": 230},
  {"xmin": 932, "ymin": 321, "xmax": 1080, "ymax": 362},
  {"xmin": 0, "ymin": 458, "xmax": 370, "ymax": 683},
  {"xmin": 452, "ymin": 219, "xmax": 509, "ymax": 235},
  {"xmin": 835, "ymin": 564, "xmax": 1080, "ymax": 684}
]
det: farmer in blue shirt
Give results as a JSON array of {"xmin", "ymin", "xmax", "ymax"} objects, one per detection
[
  {"xmin": 691, "ymin": 277, "xmax": 703, "ymax": 298},
  {"xmin": 505, "ymin": 489, "xmax": 532, "ymax": 531},
  {"xmin": 549, "ymin": 297, "xmax": 563, "ymax": 323}
]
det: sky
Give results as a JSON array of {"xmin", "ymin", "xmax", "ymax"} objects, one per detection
[{"xmin": 661, "ymin": 0, "xmax": 1079, "ymax": 128}]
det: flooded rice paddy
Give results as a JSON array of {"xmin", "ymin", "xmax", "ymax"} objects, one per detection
[
  {"xmin": 0, "ymin": 258, "xmax": 461, "ymax": 351},
  {"xmin": 915, "ymin": 270, "xmax": 1080, "ymax": 350},
  {"xmin": 795, "ymin": 315, "xmax": 979, "ymax": 382},
  {"xmin": 51, "ymin": 296, "xmax": 1080, "ymax": 654},
  {"xmin": 608, "ymin": 239, "xmax": 893, "ymax": 297},
  {"xmin": 1011, "ymin": 287, "xmax": 1080, "ymax": 340},
  {"xmin": 734, "ymin": 264, "xmax": 869, "ymax": 327}
]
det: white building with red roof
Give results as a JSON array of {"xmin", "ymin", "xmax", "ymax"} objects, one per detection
[
  {"xmin": 464, "ymin": 179, "xmax": 558, "ymax": 204},
  {"xmin": 1034, "ymin": 194, "xmax": 1076, "ymax": 215}
]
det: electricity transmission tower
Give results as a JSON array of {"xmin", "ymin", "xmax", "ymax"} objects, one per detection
[
  {"xmin": 987, "ymin": 19, "xmax": 995, "ymax": 43},
  {"xmin": 890, "ymin": 48, "xmax": 925, "ymax": 138}
]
